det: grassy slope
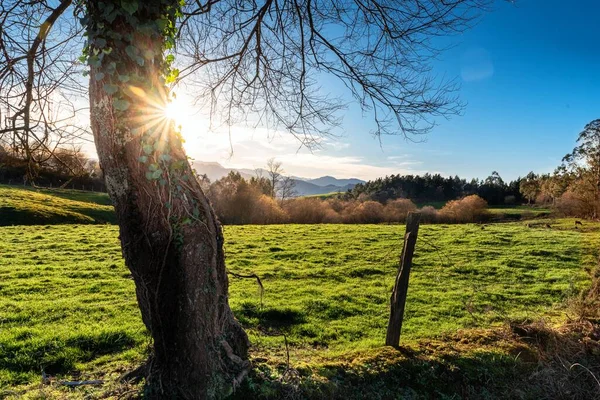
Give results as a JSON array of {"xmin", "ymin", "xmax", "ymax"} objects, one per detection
[
  {"xmin": 0, "ymin": 185, "xmax": 114, "ymax": 225},
  {"xmin": 1, "ymin": 219, "xmax": 598, "ymax": 396}
]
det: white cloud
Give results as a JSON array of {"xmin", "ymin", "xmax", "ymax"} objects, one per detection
[{"xmin": 181, "ymin": 121, "xmax": 426, "ymax": 180}]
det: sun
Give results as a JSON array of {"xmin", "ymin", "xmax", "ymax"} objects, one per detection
[{"xmin": 164, "ymin": 98, "xmax": 189, "ymax": 126}]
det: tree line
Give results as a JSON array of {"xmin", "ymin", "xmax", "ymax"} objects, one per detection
[
  {"xmin": 0, "ymin": 143, "xmax": 105, "ymax": 191},
  {"xmin": 519, "ymin": 119, "xmax": 600, "ymax": 218},
  {"xmin": 201, "ymin": 164, "xmax": 491, "ymax": 224},
  {"xmin": 342, "ymin": 170, "xmax": 523, "ymax": 206}
]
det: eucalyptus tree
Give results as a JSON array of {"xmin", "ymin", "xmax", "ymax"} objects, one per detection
[{"xmin": 1, "ymin": 0, "xmax": 491, "ymax": 398}]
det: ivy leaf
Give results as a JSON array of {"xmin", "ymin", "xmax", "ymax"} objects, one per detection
[
  {"xmin": 113, "ymin": 99, "xmax": 130, "ymax": 111},
  {"xmin": 159, "ymin": 154, "xmax": 172, "ymax": 162},
  {"xmin": 88, "ymin": 55, "xmax": 101, "ymax": 67},
  {"xmin": 143, "ymin": 144, "xmax": 153, "ymax": 155},
  {"xmin": 118, "ymin": 74, "xmax": 130, "ymax": 83},
  {"xmin": 103, "ymin": 83, "xmax": 118, "ymax": 95},
  {"xmin": 125, "ymin": 45, "xmax": 137, "ymax": 60},
  {"xmin": 151, "ymin": 169, "xmax": 163, "ymax": 180},
  {"xmin": 121, "ymin": 0, "xmax": 138, "ymax": 15},
  {"xmin": 95, "ymin": 38, "xmax": 107, "ymax": 48},
  {"xmin": 94, "ymin": 72, "xmax": 105, "ymax": 81},
  {"xmin": 156, "ymin": 18, "xmax": 168, "ymax": 31},
  {"xmin": 165, "ymin": 68, "xmax": 179, "ymax": 84},
  {"xmin": 138, "ymin": 155, "xmax": 148, "ymax": 163}
]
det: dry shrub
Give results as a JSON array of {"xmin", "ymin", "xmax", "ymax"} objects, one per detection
[
  {"xmin": 383, "ymin": 199, "xmax": 417, "ymax": 222},
  {"xmin": 509, "ymin": 319, "xmax": 600, "ymax": 400},
  {"xmin": 439, "ymin": 195, "xmax": 488, "ymax": 223},
  {"xmin": 555, "ymin": 191, "xmax": 595, "ymax": 218},
  {"xmin": 535, "ymin": 192, "xmax": 553, "ymax": 205},
  {"xmin": 284, "ymin": 198, "xmax": 336, "ymax": 223},
  {"xmin": 351, "ymin": 200, "xmax": 385, "ymax": 223},
  {"xmin": 419, "ymin": 205, "xmax": 439, "ymax": 223},
  {"xmin": 250, "ymin": 195, "xmax": 288, "ymax": 224}
]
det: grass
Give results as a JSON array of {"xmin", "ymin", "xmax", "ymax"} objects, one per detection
[
  {"xmin": 0, "ymin": 185, "xmax": 114, "ymax": 225},
  {"xmin": 1, "ymin": 218, "xmax": 598, "ymax": 396},
  {"xmin": 488, "ymin": 205, "xmax": 551, "ymax": 220}
]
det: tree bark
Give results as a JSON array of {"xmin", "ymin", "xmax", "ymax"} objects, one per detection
[{"xmin": 86, "ymin": 2, "xmax": 249, "ymax": 398}]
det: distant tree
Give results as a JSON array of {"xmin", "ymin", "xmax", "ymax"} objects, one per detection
[
  {"xmin": 562, "ymin": 119, "xmax": 600, "ymax": 215},
  {"xmin": 278, "ymin": 175, "xmax": 297, "ymax": 204},
  {"xmin": 266, "ymin": 158, "xmax": 284, "ymax": 198},
  {"xmin": 519, "ymin": 172, "xmax": 540, "ymax": 204},
  {"xmin": 478, "ymin": 171, "xmax": 507, "ymax": 205},
  {"xmin": 249, "ymin": 176, "xmax": 271, "ymax": 195}
]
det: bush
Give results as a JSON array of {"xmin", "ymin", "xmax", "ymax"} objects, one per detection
[
  {"xmin": 284, "ymin": 198, "xmax": 336, "ymax": 223},
  {"xmin": 438, "ymin": 195, "xmax": 488, "ymax": 223},
  {"xmin": 419, "ymin": 205, "xmax": 439, "ymax": 223},
  {"xmin": 349, "ymin": 201, "xmax": 385, "ymax": 223},
  {"xmin": 554, "ymin": 191, "xmax": 595, "ymax": 218},
  {"xmin": 383, "ymin": 199, "xmax": 417, "ymax": 222},
  {"xmin": 251, "ymin": 195, "xmax": 288, "ymax": 224}
]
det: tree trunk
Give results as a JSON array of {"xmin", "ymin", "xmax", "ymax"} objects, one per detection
[{"xmin": 86, "ymin": 2, "xmax": 249, "ymax": 398}]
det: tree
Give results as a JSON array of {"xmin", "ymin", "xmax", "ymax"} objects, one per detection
[
  {"xmin": 0, "ymin": 1, "xmax": 89, "ymax": 183},
  {"xmin": 562, "ymin": 119, "xmax": 600, "ymax": 216},
  {"xmin": 266, "ymin": 157, "xmax": 283, "ymax": 198},
  {"xmin": 1, "ymin": 0, "xmax": 494, "ymax": 398},
  {"xmin": 519, "ymin": 172, "xmax": 539, "ymax": 204},
  {"xmin": 279, "ymin": 175, "xmax": 297, "ymax": 204}
]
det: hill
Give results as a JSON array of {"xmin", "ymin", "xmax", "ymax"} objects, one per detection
[
  {"xmin": 192, "ymin": 161, "xmax": 364, "ymax": 196},
  {"xmin": 305, "ymin": 175, "xmax": 364, "ymax": 187},
  {"xmin": 0, "ymin": 185, "xmax": 115, "ymax": 225}
]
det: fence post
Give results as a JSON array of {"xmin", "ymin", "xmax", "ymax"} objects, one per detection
[{"xmin": 385, "ymin": 212, "xmax": 421, "ymax": 348}]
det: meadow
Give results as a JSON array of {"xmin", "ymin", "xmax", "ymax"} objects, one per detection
[
  {"xmin": 1, "ymin": 215, "xmax": 598, "ymax": 397},
  {"xmin": 0, "ymin": 185, "xmax": 114, "ymax": 225}
]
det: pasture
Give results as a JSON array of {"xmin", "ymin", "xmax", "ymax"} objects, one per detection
[
  {"xmin": 0, "ymin": 185, "xmax": 114, "ymax": 225},
  {"xmin": 1, "ymin": 217, "xmax": 598, "ymax": 397}
]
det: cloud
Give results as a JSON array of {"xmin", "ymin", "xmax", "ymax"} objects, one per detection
[{"xmin": 181, "ymin": 123, "xmax": 426, "ymax": 180}]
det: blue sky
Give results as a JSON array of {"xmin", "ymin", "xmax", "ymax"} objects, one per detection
[{"xmin": 179, "ymin": 0, "xmax": 599, "ymax": 181}]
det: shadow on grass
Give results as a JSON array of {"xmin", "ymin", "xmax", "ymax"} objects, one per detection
[
  {"xmin": 235, "ymin": 302, "xmax": 306, "ymax": 330},
  {"xmin": 0, "ymin": 330, "xmax": 137, "ymax": 381},
  {"xmin": 234, "ymin": 323, "xmax": 600, "ymax": 400}
]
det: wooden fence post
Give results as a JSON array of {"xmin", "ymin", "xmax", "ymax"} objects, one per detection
[{"xmin": 386, "ymin": 212, "xmax": 421, "ymax": 348}]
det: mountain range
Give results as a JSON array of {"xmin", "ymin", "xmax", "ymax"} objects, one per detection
[{"xmin": 192, "ymin": 161, "xmax": 364, "ymax": 196}]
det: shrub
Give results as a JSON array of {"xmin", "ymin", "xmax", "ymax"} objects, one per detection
[
  {"xmin": 284, "ymin": 198, "xmax": 337, "ymax": 223},
  {"xmin": 419, "ymin": 205, "xmax": 439, "ymax": 223},
  {"xmin": 438, "ymin": 195, "xmax": 488, "ymax": 223},
  {"xmin": 554, "ymin": 191, "xmax": 594, "ymax": 218},
  {"xmin": 383, "ymin": 198, "xmax": 417, "ymax": 222},
  {"xmin": 251, "ymin": 195, "xmax": 288, "ymax": 224},
  {"xmin": 351, "ymin": 201, "xmax": 385, "ymax": 223}
]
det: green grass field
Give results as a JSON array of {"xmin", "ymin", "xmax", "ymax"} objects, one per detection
[
  {"xmin": 1, "ymin": 219, "xmax": 598, "ymax": 394},
  {"xmin": 0, "ymin": 185, "xmax": 114, "ymax": 225}
]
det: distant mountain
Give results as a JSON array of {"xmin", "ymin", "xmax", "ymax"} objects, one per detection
[
  {"xmin": 305, "ymin": 176, "xmax": 364, "ymax": 187},
  {"xmin": 192, "ymin": 161, "xmax": 254, "ymax": 182},
  {"xmin": 191, "ymin": 161, "xmax": 362, "ymax": 196},
  {"xmin": 291, "ymin": 180, "xmax": 356, "ymax": 196}
]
